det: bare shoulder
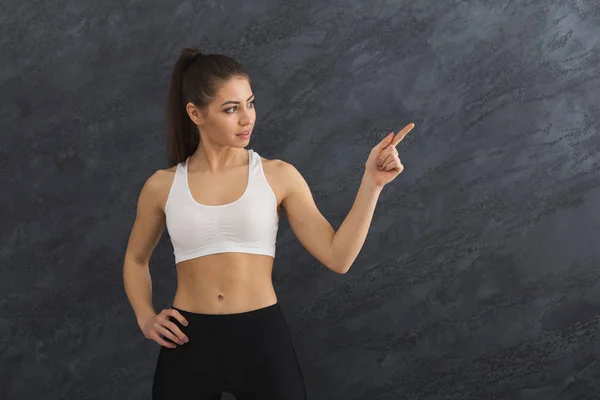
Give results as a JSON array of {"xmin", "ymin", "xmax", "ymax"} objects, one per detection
[
  {"xmin": 144, "ymin": 165, "xmax": 177, "ymax": 213},
  {"xmin": 260, "ymin": 155, "xmax": 282, "ymax": 169},
  {"xmin": 259, "ymin": 156, "xmax": 292, "ymax": 205},
  {"xmin": 259, "ymin": 156, "xmax": 305, "ymax": 200},
  {"xmin": 259, "ymin": 156, "xmax": 293, "ymax": 181},
  {"xmin": 260, "ymin": 156, "xmax": 296, "ymax": 174}
]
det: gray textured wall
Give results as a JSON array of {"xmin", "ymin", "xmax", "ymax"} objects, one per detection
[{"xmin": 2, "ymin": 0, "xmax": 600, "ymax": 399}]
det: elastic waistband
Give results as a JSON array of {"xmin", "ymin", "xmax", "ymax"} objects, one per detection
[{"xmin": 170, "ymin": 302, "xmax": 281, "ymax": 321}]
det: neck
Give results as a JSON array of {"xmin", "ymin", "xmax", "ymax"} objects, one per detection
[{"xmin": 189, "ymin": 146, "xmax": 248, "ymax": 173}]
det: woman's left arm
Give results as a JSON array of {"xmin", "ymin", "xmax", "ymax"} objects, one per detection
[
  {"xmin": 280, "ymin": 123, "xmax": 415, "ymax": 274},
  {"xmin": 280, "ymin": 162, "xmax": 382, "ymax": 274},
  {"xmin": 329, "ymin": 175, "xmax": 383, "ymax": 274}
]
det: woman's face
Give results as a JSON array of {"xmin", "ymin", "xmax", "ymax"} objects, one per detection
[{"xmin": 188, "ymin": 77, "xmax": 256, "ymax": 146}]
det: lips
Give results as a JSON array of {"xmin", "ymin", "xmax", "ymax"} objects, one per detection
[{"xmin": 237, "ymin": 130, "xmax": 251, "ymax": 136}]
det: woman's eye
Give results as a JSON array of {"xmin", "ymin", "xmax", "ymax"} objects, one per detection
[{"xmin": 226, "ymin": 100, "xmax": 255, "ymax": 113}]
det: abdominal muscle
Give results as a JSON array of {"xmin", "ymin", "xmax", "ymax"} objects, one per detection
[{"xmin": 171, "ymin": 252, "xmax": 278, "ymax": 315}]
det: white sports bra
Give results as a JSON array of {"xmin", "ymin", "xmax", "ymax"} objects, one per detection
[{"xmin": 164, "ymin": 149, "xmax": 279, "ymax": 264}]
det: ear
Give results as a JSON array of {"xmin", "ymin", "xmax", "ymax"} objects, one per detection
[{"xmin": 186, "ymin": 102, "xmax": 204, "ymax": 125}]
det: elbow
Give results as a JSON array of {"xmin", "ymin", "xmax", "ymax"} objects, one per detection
[
  {"xmin": 328, "ymin": 250, "xmax": 348, "ymax": 274},
  {"xmin": 331, "ymin": 262, "xmax": 349, "ymax": 275}
]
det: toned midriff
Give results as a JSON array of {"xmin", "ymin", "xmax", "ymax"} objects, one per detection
[{"xmin": 171, "ymin": 252, "xmax": 278, "ymax": 315}]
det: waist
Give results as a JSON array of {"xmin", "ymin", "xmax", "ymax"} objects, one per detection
[
  {"xmin": 172, "ymin": 254, "xmax": 276, "ymax": 314},
  {"xmin": 168, "ymin": 302, "xmax": 284, "ymax": 342}
]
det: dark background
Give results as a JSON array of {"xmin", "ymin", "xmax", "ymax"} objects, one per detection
[{"xmin": 2, "ymin": 0, "xmax": 600, "ymax": 399}]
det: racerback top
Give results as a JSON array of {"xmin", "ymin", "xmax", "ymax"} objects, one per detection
[{"xmin": 164, "ymin": 149, "xmax": 279, "ymax": 264}]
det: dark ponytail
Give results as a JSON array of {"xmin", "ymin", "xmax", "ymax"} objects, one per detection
[{"xmin": 165, "ymin": 47, "xmax": 250, "ymax": 167}]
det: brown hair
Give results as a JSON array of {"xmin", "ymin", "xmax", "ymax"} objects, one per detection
[{"xmin": 165, "ymin": 48, "xmax": 250, "ymax": 167}]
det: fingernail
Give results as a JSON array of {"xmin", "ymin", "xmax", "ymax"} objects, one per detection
[{"xmin": 184, "ymin": 336, "xmax": 189, "ymax": 342}]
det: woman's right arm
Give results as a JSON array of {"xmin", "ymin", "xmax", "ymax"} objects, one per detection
[
  {"xmin": 123, "ymin": 171, "xmax": 167, "ymax": 331},
  {"xmin": 122, "ymin": 171, "xmax": 189, "ymax": 348}
]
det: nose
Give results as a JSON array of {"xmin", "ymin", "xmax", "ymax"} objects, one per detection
[{"xmin": 240, "ymin": 108, "xmax": 253, "ymax": 124}]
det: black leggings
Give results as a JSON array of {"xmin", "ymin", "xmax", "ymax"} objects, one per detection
[{"xmin": 152, "ymin": 302, "xmax": 308, "ymax": 399}]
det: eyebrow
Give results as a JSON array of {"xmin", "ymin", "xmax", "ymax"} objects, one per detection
[{"xmin": 221, "ymin": 94, "xmax": 255, "ymax": 107}]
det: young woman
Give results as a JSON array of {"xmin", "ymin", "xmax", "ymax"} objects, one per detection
[{"xmin": 123, "ymin": 47, "xmax": 414, "ymax": 400}]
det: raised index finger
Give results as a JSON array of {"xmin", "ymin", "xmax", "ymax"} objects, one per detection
[{"xmin": 390, "ymin": 123, "xmax": 415, "ymax": 147}]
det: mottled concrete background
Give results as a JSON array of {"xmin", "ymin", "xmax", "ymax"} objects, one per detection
[{"xmin": 2, "ymin": 0, "xmax": 600, "ymax": 399}]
